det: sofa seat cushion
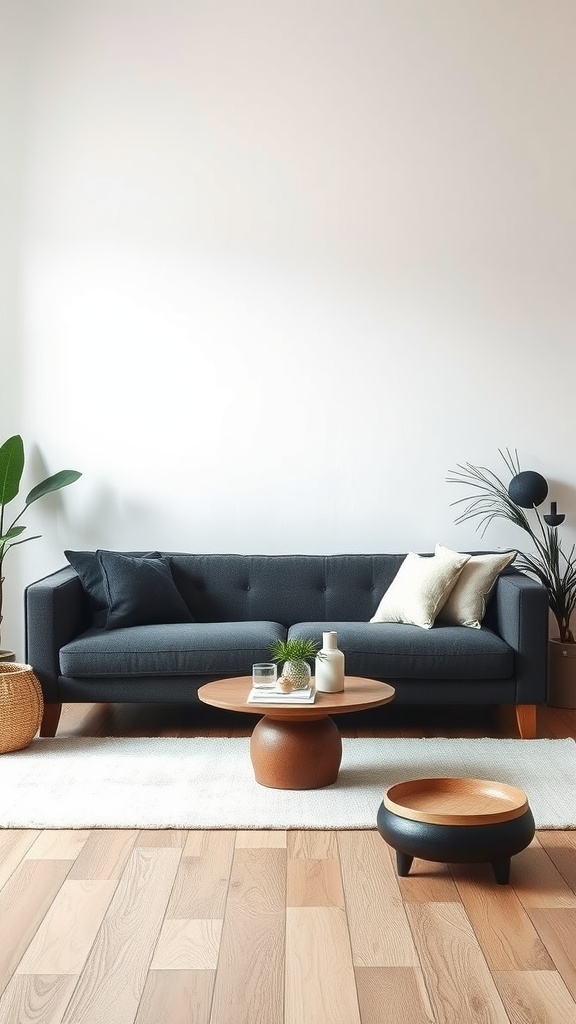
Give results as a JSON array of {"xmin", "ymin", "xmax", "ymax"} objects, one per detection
[
  {"xmin": 59, "ymin": 621, "xmax": 286, "ymax": 678},
  {"xmin": 288, "ymin": 622, "xmax": 513, "ymax": 680}
]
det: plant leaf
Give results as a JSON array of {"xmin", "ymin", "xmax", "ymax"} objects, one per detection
[
  {"xmin": 270, "ymin": 637, "xmax": 320, "ymax": 663},
  {"xmin": 2, "ymin": 534, "xmax": 41, "ymax": 550},
  {"xmin": 25, "ymin": 469, "xmax": 82, "ymax": 506},
  {"xmin": 0, "ymin": 435, "xmax": 24, "ymax": 506},
  {"xmin": 0, "ymin": 526, "xmax": 26, "ymax": 543}
]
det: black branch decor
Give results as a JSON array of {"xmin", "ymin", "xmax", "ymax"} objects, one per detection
[{"xmin": 447, "ymin": 448, "xmax": 576, "ymax": 644}]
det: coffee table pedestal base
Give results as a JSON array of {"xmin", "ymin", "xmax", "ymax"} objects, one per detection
[{"xmin": 250, "ymin": 715, "xmax": 342, "ymax": 789}]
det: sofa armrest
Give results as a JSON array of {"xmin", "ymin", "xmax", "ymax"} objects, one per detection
[
  {"xmin": 25, "ymin": 567, "xmax": 91, "ymax": 702},
  {"xmin": 492, "ymin": 571, "xmax": 549, "ymax": 704}
]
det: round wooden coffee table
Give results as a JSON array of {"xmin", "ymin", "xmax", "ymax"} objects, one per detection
[{"xmin": 198, "ymin": 676, "xmax": 395, "ymax": 790}]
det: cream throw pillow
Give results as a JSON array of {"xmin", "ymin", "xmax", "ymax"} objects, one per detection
[
  {"xmin": 370, "ymin": 549, "xmax": 470, "ymax": 629},
  {"xmin": 436, "ymin": 543, "xmax": 516, "ymax": 628}
]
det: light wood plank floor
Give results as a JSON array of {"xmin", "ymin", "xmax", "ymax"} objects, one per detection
[{"xmin": 1, "ymin": 701, "xmax": 575, "ymax": 1024}]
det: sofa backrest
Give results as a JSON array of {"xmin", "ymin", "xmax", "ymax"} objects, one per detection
[{"xmin": 168, "ymin": 552, "xmax": 418, "ymax": 625}]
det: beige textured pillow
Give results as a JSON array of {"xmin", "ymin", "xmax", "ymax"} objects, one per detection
[
  {"xmin": 370, "ymin": 549, "xmax": 471, "ymax": 629},
  {"xmin": 436, "ymin": 543, "xmax": 516, "ymax": 628}
]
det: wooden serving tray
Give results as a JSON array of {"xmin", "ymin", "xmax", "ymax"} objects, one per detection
[{"xmin": 383, "ymin": 777, "xmax": 529, "ymax": 827}]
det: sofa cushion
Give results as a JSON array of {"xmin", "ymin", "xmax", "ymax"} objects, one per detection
[
  {"xmin": 65, "ymin": 549, "xmax": 163, "ymax": 626},
  {"xmin": 97, "ymin": 550, "xmax": 193, "ymax": 629},
  {"xmin": 167, "ymin": 553, "xmax": 409, "ymax": 625},
  {"xmin": 435, "ymin": 544, "xmax": 517, "ymax": 628},
  {"xmin": 370, "ymin": 549, "xmax": 470, "ymax": 629},
  {"xmin": 59, "ymin": 620, "xmax": 287, "ymax": 678},
  {"xmin": 288, "ymin": 622, "xmax": 513, "ymax": 680}
]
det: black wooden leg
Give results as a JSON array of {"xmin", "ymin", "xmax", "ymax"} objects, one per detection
[
  {"xmin": 396, "ymin": 851, "xmax": 414, "ymax": 876},
  {"xmin": 492, "ymin": 857, "xmax": 511, "ymax": 884}
]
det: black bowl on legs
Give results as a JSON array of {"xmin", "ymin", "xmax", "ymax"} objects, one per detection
[{"xmin": 377, "ymin": 777, "xmax": 535, "ymax": 884}]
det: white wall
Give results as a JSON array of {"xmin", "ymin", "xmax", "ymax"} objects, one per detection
[{"xmin": 2, "ymin": 0, "xmax": 576, "ymax": 658}]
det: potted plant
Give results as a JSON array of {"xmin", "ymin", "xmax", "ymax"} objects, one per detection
[
  {"xmin": 0, "ymin": 434, "xmax": 81, "ymax": 659},
  {"xmin": 270, "ymin": 637, "xmax": 324, "ymax": 691},
  {"xmin": 447, "ymin": 448, "xmax": 576, "ymax": 707}
]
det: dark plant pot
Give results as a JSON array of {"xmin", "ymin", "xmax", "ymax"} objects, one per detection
[
  {"xmin": 377, "ymin": 801, "xmax": 535, "ymax": 884},
  {"xmin": 548, "ymin": 639, "xmax": 576, "ymax": 709}
]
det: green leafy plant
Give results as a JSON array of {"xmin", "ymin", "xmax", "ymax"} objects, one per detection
[
  {"xmin": 447, "ymin": 448, "xmax": 576, "ymax": 643},
  {"xmin": 0, "ymin": 434, "xmax": 81, "ymax": 644},
  {"xmin": 270, "ymin": 637, "xmax": 324, "ymax": 664}
]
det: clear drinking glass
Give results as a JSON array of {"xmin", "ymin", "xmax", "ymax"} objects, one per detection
[{"xmin": 252, "ymin": 663, "xmax": 277, "ymax": 689}]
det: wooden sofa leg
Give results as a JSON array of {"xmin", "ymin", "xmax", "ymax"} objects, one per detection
[
  {"xmin": 40, "ymin": 703, "xmax": 62, "ymax": 737},
  {"xmin": 515, "ymin": 704, "xmax": 537, "ymax": 739}
]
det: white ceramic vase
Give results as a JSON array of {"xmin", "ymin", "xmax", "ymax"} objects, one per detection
[{"xmin": 315, "ymin": 631, "xmax": 345, "ymax": 692}]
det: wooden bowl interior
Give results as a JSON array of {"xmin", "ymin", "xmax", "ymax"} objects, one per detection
[{"xmin": 383, "ymin": 777, "xmax": 529, "ymax": 826}]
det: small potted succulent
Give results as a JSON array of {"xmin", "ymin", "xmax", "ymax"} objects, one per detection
[{"xmin": 270, "ymin": 637, "xmax": 324, "ymax": 691}]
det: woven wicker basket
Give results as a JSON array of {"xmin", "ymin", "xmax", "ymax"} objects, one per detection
[{"xmin": 0, "ymin": 663, "xmax": 44, "ymax": 754}]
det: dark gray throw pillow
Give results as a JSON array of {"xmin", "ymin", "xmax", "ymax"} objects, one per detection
[
  {"xmin": 97, "ymin": 550, "xmax": 194, "ymax": 629},
  {"xmin": 64, "ymin": 549, "xmax": 163, "ymax": 626}
]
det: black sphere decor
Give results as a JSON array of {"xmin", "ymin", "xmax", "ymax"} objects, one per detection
[{"xmin": 508, "ymin": 471, "xmax": 548, "ymax": 509}]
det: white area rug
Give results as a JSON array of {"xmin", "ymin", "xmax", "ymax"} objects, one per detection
[{"xmin": 1, "ymin": 736, "xmax": 575, "ymax": 830}]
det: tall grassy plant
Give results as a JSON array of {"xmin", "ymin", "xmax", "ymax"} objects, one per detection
[
  {"xmin": 0, "ymin": 435, "xmax": 81, "ymax": 644},
  {"xmin": 447, "ymin": 448, "xmax": 576, "ymax": 643},
  {"xmin": 270, "ymin": 637, "xmax": 322, "ymax": 665}
]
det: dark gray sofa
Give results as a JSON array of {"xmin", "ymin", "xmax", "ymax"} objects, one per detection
[{"xmin": 24, "ymin": 552, "xmax": 549, "ymax": 739}]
